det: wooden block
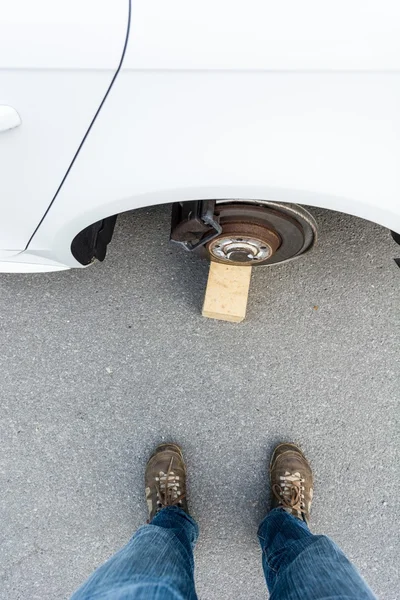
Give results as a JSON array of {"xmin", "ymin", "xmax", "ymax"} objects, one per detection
[{"xmin": 202, "ymin": 262, "xmax": 252, "ymax": 323}]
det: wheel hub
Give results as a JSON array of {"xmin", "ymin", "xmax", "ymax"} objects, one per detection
[
  {"xmin": 213, "ymin": 239, "xmax": 269, "ymax": 263},
  {"xmin": 208, "ymin": 221, "xmax": 281, "ymax": 266}
]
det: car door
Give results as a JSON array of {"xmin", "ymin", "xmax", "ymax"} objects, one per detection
[{"xmin": 0, "ymin": 0, "xmax": 129, "ymax": 256}]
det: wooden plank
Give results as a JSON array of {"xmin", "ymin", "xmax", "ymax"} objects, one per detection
[{"xmin": 202, "ymin": 261, "xmax": 252, "ymax": 323}]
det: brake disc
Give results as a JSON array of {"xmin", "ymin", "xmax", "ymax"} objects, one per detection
[{"xmin": 203, "ymin": 201, "xmax": 317, "ymax": 266}]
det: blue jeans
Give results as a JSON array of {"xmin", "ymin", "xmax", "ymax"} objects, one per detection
[{"xmin": 71, "ymin": 507, "xmax": 376, "ymax": 599}]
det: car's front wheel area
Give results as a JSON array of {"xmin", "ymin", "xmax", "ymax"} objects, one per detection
[{"xmin": 170, "ymin": 200, "xmax": 317, "ymax": 268}]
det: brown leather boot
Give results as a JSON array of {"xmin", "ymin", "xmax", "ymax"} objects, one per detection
[
  {"xmin": 145, "ymin": 443, "xmax": 188, "ymax": 522},
  {"xmin": 270, "ymin": 443, "xmax": 314, "ymax": 525}
]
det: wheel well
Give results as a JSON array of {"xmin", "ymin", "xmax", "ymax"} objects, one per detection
[{"xmin": 71, "ymin": 215, "xmax": 117, "ymax": 265}]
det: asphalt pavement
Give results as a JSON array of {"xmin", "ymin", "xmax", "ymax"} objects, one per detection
[{"xmin": 0, "ymin": 205, "xmax": 399, "ymax": 599}]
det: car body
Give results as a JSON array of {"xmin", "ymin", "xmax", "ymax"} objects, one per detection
[{"xmin": 1, "ymin": 0, "xmax": 400, "ymax": 272}]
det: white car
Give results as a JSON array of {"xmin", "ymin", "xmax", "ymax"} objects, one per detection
[{"xmin": 1, "ymin": 0, "xmax": 400, "ymax": 273}]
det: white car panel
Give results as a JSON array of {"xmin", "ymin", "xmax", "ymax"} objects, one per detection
[
  {"xmin": 24, "ymin": 71, "xmax": 400, "ymax": 270},
  {"xmin": 0, "ymin": 259, "xmax": 69, "ymax": 273},
  {"xmin": 126, "ymin": 0, "xmax": 400, "ymax": 70},
  {"xmin": 0, "ymin": 0, "xmax": 127, "ymax": 69},
  {"xmin": 0, "ymin": 0, "xmax": 129, "ymax": 251}
]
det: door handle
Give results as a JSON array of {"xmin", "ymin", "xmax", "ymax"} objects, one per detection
[{"xmin": 0, "ymin": 105, "xmax": 21, "ymax": 132}]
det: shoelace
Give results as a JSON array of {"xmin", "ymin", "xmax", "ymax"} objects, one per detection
[
  {"xmin": 155, "ymin": 457, "xmax": 186, "ymax": 509},
  {"xmin": 272, "ymin": 471, "xmax": 305, "ymax": 516}
]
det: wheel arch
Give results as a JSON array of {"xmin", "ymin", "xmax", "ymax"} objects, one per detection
[{"xmin": 28, "ymin": 184, "xmax": 400, "ymax": 269}]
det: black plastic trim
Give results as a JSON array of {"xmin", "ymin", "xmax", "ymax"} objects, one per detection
[
  {"xmin": 71, "ymin": 215, "xmax": 117, "ymax": 265},
  {"xmin": 391, "ymin": 230, "xmax": 400, "ymax": 246}
]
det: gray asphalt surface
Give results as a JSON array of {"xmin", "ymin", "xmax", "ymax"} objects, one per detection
[{"xmin": 0, "ymin": 205, "xmax": 399, "ymax": 600}]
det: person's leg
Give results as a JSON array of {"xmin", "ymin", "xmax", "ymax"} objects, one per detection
[
  {"xmin": 258, "ymin": 443, "xmax": 376, "ymax": 600},
  {"xmin": 71, "ymin": 444, "xmax": 198, "ymax": 600}
]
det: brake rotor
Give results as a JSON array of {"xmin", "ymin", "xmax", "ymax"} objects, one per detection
[{"xmin": 204, "ymin": 201, "xmax": 317, "ymax": 266}]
